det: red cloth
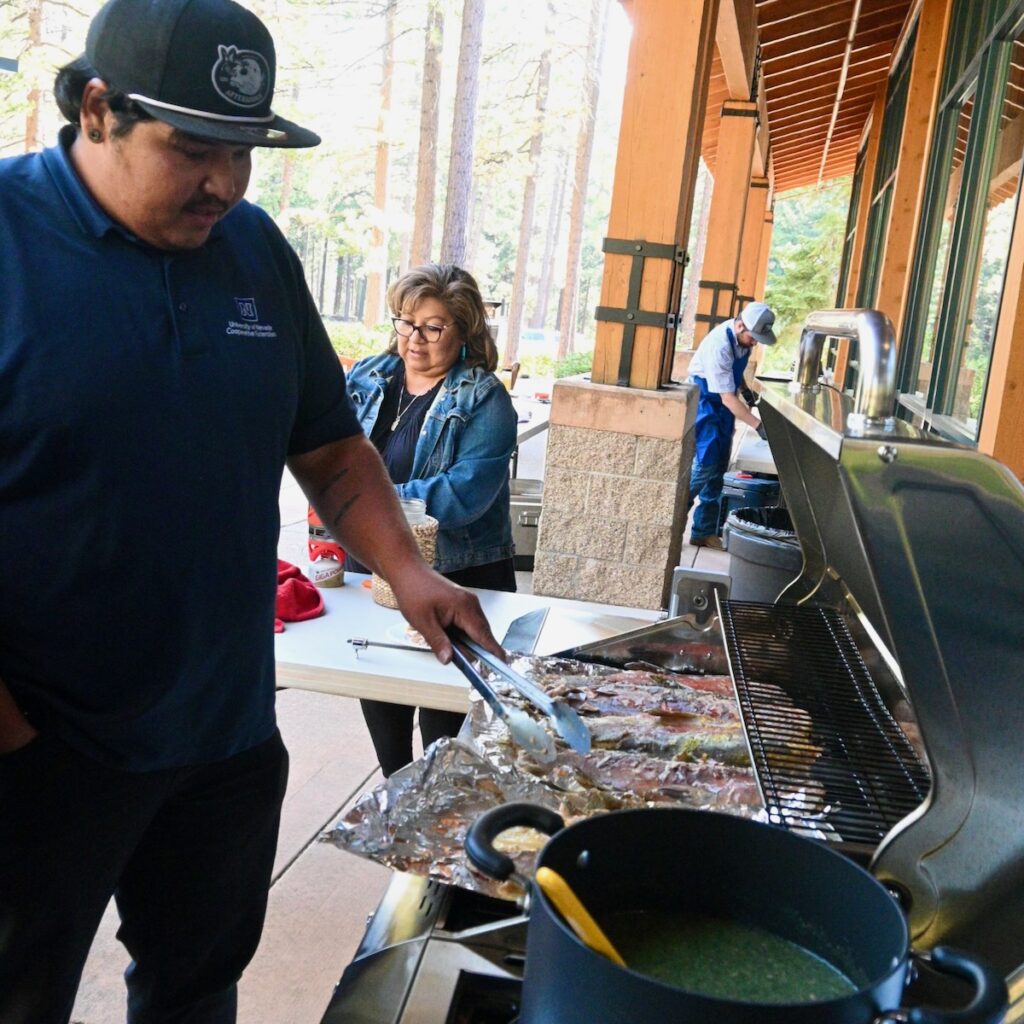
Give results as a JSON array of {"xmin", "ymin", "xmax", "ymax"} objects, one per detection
[{"xmin": 275, "ymin": 559, "xmax": 324, "ymax": 633}]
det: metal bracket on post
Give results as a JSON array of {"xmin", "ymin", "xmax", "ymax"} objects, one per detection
[
  {"xmin": 694, "ymin": 279, "xmax": 738, "ymax": 329},
  {"xmin": 595, "ymin": 237, "xmax": 688, "ymax": 387}
]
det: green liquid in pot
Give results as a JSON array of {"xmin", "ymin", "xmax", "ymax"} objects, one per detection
[{"xmin": 602, "ymin": 910, "xmax": 858, "ymax": 1003}]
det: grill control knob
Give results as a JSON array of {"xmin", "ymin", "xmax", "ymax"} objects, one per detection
[{"xmin": 877, "ymin": 444, "xmax": 899, "ymax": 464}]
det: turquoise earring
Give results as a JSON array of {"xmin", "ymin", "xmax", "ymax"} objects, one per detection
[{"xmin": 460, "ymin": 344, "xmax": 467, "ymax": 360}]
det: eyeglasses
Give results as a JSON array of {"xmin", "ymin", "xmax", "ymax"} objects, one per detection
[{"xmin": 392, "ymin": 317, "xmax": 452, "ymax": 343}]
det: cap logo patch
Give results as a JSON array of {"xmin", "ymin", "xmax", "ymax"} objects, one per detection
[{"xmin": 212, "ymin": 44, "xmax": 270, "ymax": 108}]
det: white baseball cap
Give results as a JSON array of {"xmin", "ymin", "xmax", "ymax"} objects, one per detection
[{"xmin": 739, "ymin": 301, "xmax": 777, "ymax": 346}]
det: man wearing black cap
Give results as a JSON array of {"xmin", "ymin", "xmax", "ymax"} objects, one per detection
[
  {"xmin": 0, "ymin": 1, "xmax": 502, "ymax": 1021},
  {"xmin": 686, "ymin": 301, "xmax": 776, "ymax": 549}
]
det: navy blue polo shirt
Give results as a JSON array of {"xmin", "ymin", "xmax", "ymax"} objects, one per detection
[{"xmin": 0, "ymin": 127, "xmax": 361, "ymax": 771}]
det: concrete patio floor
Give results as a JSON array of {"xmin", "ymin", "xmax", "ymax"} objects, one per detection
[{"xmin": 71, "ymin": 399, "xmax": 735, "ymax": 1023}]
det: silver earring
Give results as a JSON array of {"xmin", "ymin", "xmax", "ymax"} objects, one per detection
[{"xmin": 87, "ymin": 129, "xmax": 103, "ymax": 142}]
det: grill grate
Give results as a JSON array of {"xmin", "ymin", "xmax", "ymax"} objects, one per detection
[{"xmin": 718, "ymin": 599, "xmax": 931, "ymax": 853}]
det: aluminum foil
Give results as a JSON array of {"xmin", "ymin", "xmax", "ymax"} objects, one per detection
[{"xmin": 325, "ymin": 655, "xmax": 787, "ymax": 895}]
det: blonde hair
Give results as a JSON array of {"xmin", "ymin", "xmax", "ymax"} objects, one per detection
[{"xmin": 386, "ymin": 264, "xmax": 498, "ymax": 372}]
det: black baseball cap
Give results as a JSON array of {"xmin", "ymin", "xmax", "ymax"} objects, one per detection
[{"xmin": 85, "ymin": 0, "xmax": 320, "ymax": 148}]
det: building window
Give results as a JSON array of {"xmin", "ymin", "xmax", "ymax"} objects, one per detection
[
  {"xmin": 916, "ymin": 95, "xmax": 976, "ymax": 402},
  {"xmin": 898, "ymin": 0, "xmax": 1024, "ymax": 442},
  {"xmin": 856, "ymin": 25, "xmax": 915, "ymax": 312},
  {"xmin": 948, "ymin": 37, "xmax": 1023, "ymax": 431}
]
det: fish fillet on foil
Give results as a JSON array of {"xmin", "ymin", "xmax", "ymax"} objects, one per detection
[{"xmin": 326, "ymin": 653, "xmax": 823, "ymax": 895}]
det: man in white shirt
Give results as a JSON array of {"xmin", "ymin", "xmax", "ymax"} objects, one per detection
[{"xmin": 686, "ymin": 301, "xmax": 776, "ymax": 548}]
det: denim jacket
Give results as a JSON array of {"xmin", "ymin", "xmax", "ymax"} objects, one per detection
[{"xmin": 345, "ymin": 353, "xmax": 517, "ymax": 572}]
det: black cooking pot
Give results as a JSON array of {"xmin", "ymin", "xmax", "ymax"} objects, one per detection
[{"xmin": 466, "ymin": 805, "xmax": 1007, "ymax": 1024}]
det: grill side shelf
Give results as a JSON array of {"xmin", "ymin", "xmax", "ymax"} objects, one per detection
[{"xmin": 717, "ymin": 598, "xmax": 931, "ymax": 853}]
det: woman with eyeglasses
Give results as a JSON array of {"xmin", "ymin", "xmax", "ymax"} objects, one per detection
[{"xmin": 343, "ymin": 263, "xmax": 518, "ymax": 776}]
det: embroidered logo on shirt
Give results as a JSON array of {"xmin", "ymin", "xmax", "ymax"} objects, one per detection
[
  {"xmin": 211, "ymin": 45, "xmax": 271, "ymax": 109},
  {"xmin": 226, "ymin": 297, "xmax": 277, "ymax": 339}
]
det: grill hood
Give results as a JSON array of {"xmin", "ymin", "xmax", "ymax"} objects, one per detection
[{"xmin": 756, "ymin": 309, "xmax": 1024, "ymax": 974}]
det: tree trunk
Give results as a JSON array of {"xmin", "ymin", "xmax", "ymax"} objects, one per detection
[
  {"xmin": 318, "ymin": 236, "xmax": 329, "ymax": 311},
  {"xmin": 504, "ymin": 12, "xmax": 553, "ymax": 366},
  {"xmin": 363, "ymin": 0, "xmax": 396, "ymax": 328},
  {"xmin": 530, "ymin": 151, "xmax": 568, "ymax": 329},
  {"xmin": 465, "ymin": 183, "xmax": 486, "ymax": 274},
  {"xmin": 410, "ymin": 0, "xmax": 444, "ymax": 267},
  {"xmin": 334, "ymin": 256, "xmax": 345, "ymax": 316},
  {"xmin": 356, "ymin": 277, "xmax": 367, "ymax": 321},
  {"xmin": 23, "ymin": 0, "xmax": 43, "ymax": 152},
  {"xmin": 439, "ymin": 0, "xmax": 485, "ymax": 266},
  {"xmin": 278, "ymin": 153, "xmax": 296, "ymax": 218},
  {"xmin": 557, "ymin": 0, "xmax": 608, "ymax": 359}
]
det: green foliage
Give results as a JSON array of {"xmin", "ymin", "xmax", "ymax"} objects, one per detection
[
  {"xmin": 323, "ymin": 322, "xmax": 593, "ymax": 382},
  {"xmin": 552, "ymin": 350, "xmax": 593, "ymax": 378},
  {"xmin": 964, "ymin": 195, "xmax": 1015, "ymax": 420},
  {"xmin": 762, "ymin": 179, "xmax": 852, "ymax": 374},
  {"xmin": 518, "ymin": 350, "xmax": 593, "ymax": 379},
  {"xmin": 324, "ymin": 320, "xmax": 391, "ymax": 361}
]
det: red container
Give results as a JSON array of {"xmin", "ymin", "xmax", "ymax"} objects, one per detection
[{"xmin": 307, "ymin": 506, "xmax": 344, "ymax": 587}]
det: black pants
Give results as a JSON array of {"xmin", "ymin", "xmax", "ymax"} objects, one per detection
[
  {"xmin": 361, "ymin": 557, "xmax": 517, "ymax": 776},
  {"xmin": 0, "ymin": 729, "xmax": 288, "ymax": 1024}
]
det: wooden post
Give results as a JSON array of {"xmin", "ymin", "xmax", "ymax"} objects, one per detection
[
  {"xmin": 735, "ymin": 177, "xmax": 770, "ymax": 308},
  {"xmin": 873, "ymin": 0, "xmax": 954, "ymax": 339},
  {"xmin": 834, "ymin": 85, "xmax": 887, "ymax": 386},
  {"xmin": 590, "ymin": 0, "xmax": 720, "ymax": 389},
  {"xmin": 692, "ymin": 99, "xmax": 758, "ymax": 346},
  {"xmin": 753, "ymin": 207, "xmax": 773, "ymax": 300},
  {"xmin": 747, "ymin": 205, "xmax": 774, "ymax": 379}
]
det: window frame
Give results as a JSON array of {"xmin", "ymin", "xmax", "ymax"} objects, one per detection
[{"xmin": 897, "ymin": 0, "xmax": 1024, "ymax": 441}]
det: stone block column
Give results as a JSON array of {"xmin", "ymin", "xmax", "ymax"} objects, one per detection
[{"xmin": 532, "ymin": 377, "xmax": 697, "ymax": 611}]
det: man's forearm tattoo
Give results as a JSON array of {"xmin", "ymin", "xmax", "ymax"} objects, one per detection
[
  {"xmin": 316, "ymin": 467, "xmax": 349, "ymax": 501},
  {"xmin": 331, "ymin": 493, "xmax": 360, "ymax": 530}
]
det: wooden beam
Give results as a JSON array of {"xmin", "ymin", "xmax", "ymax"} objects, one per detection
[
  {"xmin": 716, "ymin": 0, "xmax": 758, "ymax": 98},
  {"xmin": 693, "ymin": 99, "xmax": 759, "ymax": 345},
  {"xmin": 769, "ymin": 92, "xmax": 875, "ymax": 128},
  {"xmin": 760, "ymin": 4, "xmax": 906, "ymax": 48},
  {"xmin": 753, "ymin": 67, "xmax": 771, "ymax": 176},
  {"xmin": 874, "ymin": 0, "xmax": 953, "ymax": 340},
  {"xmin": 765, "ymin": 52, "xmax": 888, "ymax": 94},
  {"xmin": 736, "ymin": 178, "xmax": 771, "ymax": 307},
  {"xmin": 592, "ymin": 0, "xmax": 720, "ymax": 389},
  {"xmin": 762, "ymin": 34, "xmax": 895, "ymax": 69},
  {"xmin": 763, "ymin": 41, "xmax": 891, "ymax": 81},
  {"xmin": 759, "ymin": 4, "xmax": 856, "ymax": 45},
  {"xmin": 754, "ymin": 208, "xmax": 775, "ymax": 298}
]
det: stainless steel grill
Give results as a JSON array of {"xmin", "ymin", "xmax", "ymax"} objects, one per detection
[
  {"xmin": 718, "ymin": 598, "xmax": 929, "ymax": 855},
  {"xmin": 754, "ymin": 308, "xmax": 1024, "ymax": 990}
]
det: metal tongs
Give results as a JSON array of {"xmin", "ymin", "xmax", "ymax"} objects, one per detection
[
  {"xmin": 345, "ymin": 632, "xmax": 592, "ymax": 759},
  {"xmin": 446, "ymin": 634, "xmax": 556, "ymax": 764},
  {"xmin": 448, "ymin": 629, "xmax": 592, "ymax": 755}
]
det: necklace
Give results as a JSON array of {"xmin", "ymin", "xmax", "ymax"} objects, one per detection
[{"xmin": 390, "ymin": 386, "xmax": 419, "ymax": 431}]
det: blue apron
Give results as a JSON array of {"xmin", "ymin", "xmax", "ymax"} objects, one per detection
[{"xmin": 693, "ymin": 327, "xmax": 750, "ymax": 468}]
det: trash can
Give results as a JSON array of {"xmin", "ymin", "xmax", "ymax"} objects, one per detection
[
  {"xmin": 723, "ymin": 506, "xmax": 803, "ymax": 603},
  {"xmin": 717, "ymin": 472, "xmax": 780, "ymax": 533}
]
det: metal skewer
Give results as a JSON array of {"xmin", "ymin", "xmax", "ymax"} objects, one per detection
[{"xmin": 347, "ymin": 637, "xmax": 430, "ymax": 659}]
